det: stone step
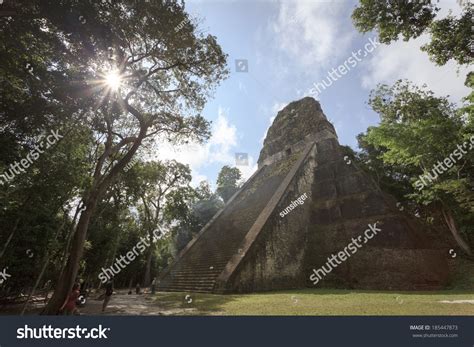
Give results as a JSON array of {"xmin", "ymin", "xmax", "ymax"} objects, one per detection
[
  {"xmin": 165, "ymin": 274, "xmax": 218, "ymax": 280},
  {"xmin": 159, "ymin": 277, "xmax": 216, "ymax": 285},
  {"xmin": 164, "ymin": 280, "xmax": 216, "ymax": 287},
  {"xmin": 158, "ymin": 283, "xmax": 215, "ymax": 291},
  {"xmin": 172, "ymin": 266, "xmax": 225, "ymax": 272},
  {"xmin": 158, "ymin": 288, "xmax": 214, "ymax": 293},
  {"xmin": 175, "ymin": 260, "xmax": 227, "ymax": 266},
  {"xmin": 169, "ymin": 273, "xmax": 221, "ymax": 279},
  {"xmin": 168, "ymin": 274, "xmax": 218, "ymax": 280},
  {"xmin": 158, "ymin": 162, "xmax": 291, "ymax": 293},
  {"xmin": 175, "ymin": 261, "xmax": 228, "ymax": 267},
  {"xmin": 182, "ymin": 250, "xmax": 240, "ymax": 260},
  {"xmin": 170, "ymin": 269, "xmax": 222, "ymax": 274}
]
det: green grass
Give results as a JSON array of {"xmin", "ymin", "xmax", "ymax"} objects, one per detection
[
  {"xmin": 153, "ymin": 289, "xmax": 474, "ymax": 315},
  {"xmin": 153, "ymin": 258, "xmax": 474, "ymax": 315}
]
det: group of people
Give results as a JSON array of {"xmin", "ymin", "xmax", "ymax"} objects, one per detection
[{"xmin": 59, "ymin": 278, "xmax": 157, "ymax": 315}]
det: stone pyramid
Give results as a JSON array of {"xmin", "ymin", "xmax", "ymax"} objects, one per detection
[{"xmin": 157, "ymin": 97, "xmax": 448, "ymax": 293}]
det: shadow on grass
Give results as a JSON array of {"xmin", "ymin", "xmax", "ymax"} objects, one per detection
[
  {"xmin": 153, "ymin": 287, "xmax": 474, "ymax": 316},
  {"xmin": 153, "ymin": 292, "xmax": 242, "ymax": 315}
]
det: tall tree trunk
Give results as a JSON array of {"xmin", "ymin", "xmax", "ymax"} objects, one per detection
[
  {"xmin": 143, "ymin": 227, "xmax": 156, "ymax": 286},
  {"xmin": 41, "ymin": 127, "xmax": 146, "ymax": 314},
  {"xmin": 143, "ymin": 243, "xmax": 153, "ymax": 287},
  {"xmin": 0, "ymin": 217, "xmax": 20, "ymax": 259},
  {"xmin": 21, "ymin": 255, "xmax": 50, "ymax": 315},
  {"xmin": 442, "ymin": 207, "xmax": 472, "ymax": 256},
  {"xmin": 108, "ymin": 208, "xmax": 122, "ymax": 266},
  {"xmin": 21, "ymin": 217, "xmax": 66, "ymax": 315},
  {"xmin": 0, "ymin": 195, "xmax": 32, "ymax": 259},
  {"xmin": 55, "ymin": 203, "xmax": 83, "ymax": 285},
  {"xmin": 42, "ymin": 202, "xmax": 96, "ymax": 314}
]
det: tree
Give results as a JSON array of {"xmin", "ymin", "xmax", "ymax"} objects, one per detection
[
  {"xmin": 131, "ymin": 160, "xmax": 192, "ymax": 286},
  {"xmin": 357, "ymin": 80, "xmax": 473, "ymax": 255},
  {"xmin": 421, "ymin": 8, "xmax": 473, "ymax": 66},
  {"xmin": 352, "ymin": 0, "xmax": 438, "ymax": 43},
  {"xmin": 0, "ymin": 126, "xmax": 91, "ymax": 299},
  {"xmin": 216, "ymin": 165, "xmax": 242, "ymax": 203},
  {"xmin": 83, "ymin": 176, "xmax": 140, "ymax": 289},
  {"xmin": 1, "ymin": 0, "xmax": 229, "ymax": 314},
  {"xmin": 165, "ymin": 181, "xmax": 223, "ymax": 253},
  {"xmin": 0, "ymin": 0, "xmax": 97, "ymax": 276},
  {"xmin": 191, "ymin": 181, "xmax": 224, "ymax": 231},
  {"xmin": 352, "ymin": 0, "xmax": 472, "ymax": 66}
]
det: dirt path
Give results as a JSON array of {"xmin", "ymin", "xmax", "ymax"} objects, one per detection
[{"xmin": 79, "ymin": 291, "xmax": 197, "ymax": 316}]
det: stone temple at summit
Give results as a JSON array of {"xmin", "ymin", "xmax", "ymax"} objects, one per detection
[{"xmin": 157, "ymin": 97, "xmax": 449, "ymax": 293}]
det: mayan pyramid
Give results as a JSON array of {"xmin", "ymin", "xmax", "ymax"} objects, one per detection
[{"xmin": 157, "ymin": 97, "xmax": 449, "ymax": 293}]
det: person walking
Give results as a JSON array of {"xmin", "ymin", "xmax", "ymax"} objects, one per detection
[
  {"xmin": 150, "ymin": 278, "xmax": 156, "ymax": 295},
  {"xmin": 60, "ymin": 283, "xmax": 80, "ymax": 315},
  {"xmin": 102, "ymin": 280, "xmax": 114, "ymax": 312}
]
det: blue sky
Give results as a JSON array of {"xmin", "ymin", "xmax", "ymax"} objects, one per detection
[{"xmin": 157, "ymin": 0, "xmax": 470, "ymax": 187}]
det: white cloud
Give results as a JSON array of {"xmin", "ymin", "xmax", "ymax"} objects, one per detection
[
  {"xmin": 360, "ymin": 0, "xmax": 470, "ymax": 103},
  {"xmin": 361, "ymin": 34, "xmax": 470, "ymax": 102},
  {"xmin": 437, "ymin": 0, "xmax": 465, "ymax": 18},
  {"xmin": 208, "ymin": 107, "xmax": 237, "ymax": 163},
  {"xmin": 270, "ymin": 0, "xmax": 354, "ymax": 68},
  {"xmin": 154, "ymin": 139, "xmax": 208, "ymax": 170},
  {"xmin": 152, "ymin": 106, "xmax": 259, "ymax": 185},
  {"xmin": 267, "ymin": 0, "xmax": 470, "ymax": 103},
  {"xmin": 156, "ymin": 107, "xmax": 236, "ymax": 168},
  {"xmin": 191, "ymin": 173, "xmax": 209, "ymax": 188}
]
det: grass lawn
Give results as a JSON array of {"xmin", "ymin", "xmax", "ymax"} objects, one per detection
[{"xmin": 153, "ymin": 289, "xmax": 474, "ymax": 315}]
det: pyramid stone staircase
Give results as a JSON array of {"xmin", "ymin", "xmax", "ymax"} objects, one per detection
[
  {"xmin": 158, "ymin": 97, "xmax": 449, "ymax": 293},
  {"xmin": 157, "ymin": 152, "xmax": 302, "ymax": 292}
]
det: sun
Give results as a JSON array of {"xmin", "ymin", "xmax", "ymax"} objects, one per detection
[{"xmin": 104, "ymin": 70, "xmax": 122, "ymax": 91}]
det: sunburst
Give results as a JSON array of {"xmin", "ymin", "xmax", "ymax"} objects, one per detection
[{"xmin": 104, "ymin": 69, "xmax": 122, "ymax": 91}]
